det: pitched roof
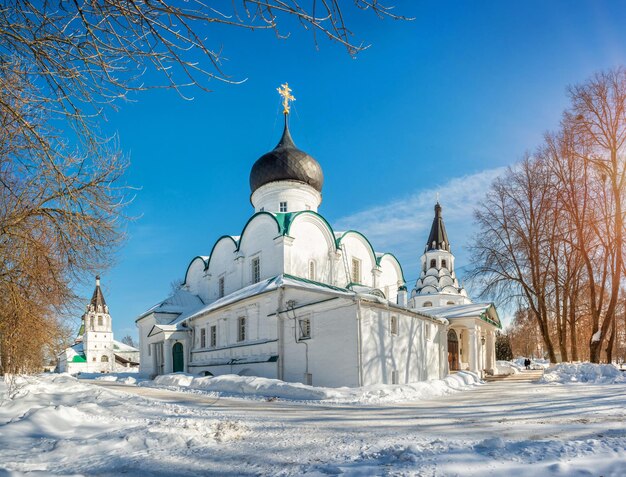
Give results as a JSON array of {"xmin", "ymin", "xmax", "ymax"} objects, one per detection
[
  {"xmin": 90, "ymin": 275, "xmax": 107, "ymax": 309},
  {"xmin": 425, "ymin": 202, "xmax": 450, "ymax": 252}
]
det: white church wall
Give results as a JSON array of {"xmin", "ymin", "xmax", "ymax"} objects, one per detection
[
  {"xmin": 281, "ymin": 295, "xmax": 359, "ymax": 388},
  {"xmin": 187, "ymin": 293, "xmax": 280, "ymax": 379},
  {"xmin": 137, "ymin": 314, "xmax": 158, "ymax": 376},
  {"xmin": 360, "ymin": 306, "xmax": 445, "ymax": 385},
  {"xmin": 287, "ymin": 214, "xmax": 335, "ymax": 283}
]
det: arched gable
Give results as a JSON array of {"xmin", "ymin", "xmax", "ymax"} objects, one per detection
[
  {"xmin": 236, "ymin": 212, "xmax": 282, "ymax": 252},
  {"xmin": 183, "ymin": 256, "xmax": 209, "ymax": 288},
  {"xmin": 286, "ymin": 211, "xmax": 337, "ymax": 282},
  {"xmin": 377, "ymin": 254, "xmax": 405, "ymax": 303},
  {"xmin": 336, "ymin": 230, "xmax": 377, "ymax": 286}
]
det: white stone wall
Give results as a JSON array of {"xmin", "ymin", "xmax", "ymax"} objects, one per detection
[
  {"xmin": 360, "ymin": 306, "xmax": 446, "ymax": 385},
  {"xmin": 281, "ymin": 294, "xmax": 359, "ymax": 388}
]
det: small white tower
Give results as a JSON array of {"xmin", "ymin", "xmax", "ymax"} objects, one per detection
[
  {"xmin": 82, "ymin": 275, "xmax": 115, "ymax": 372},
  {"xmin": 411, "ymin": 203, "xmax": 471, "ymax": 308}
]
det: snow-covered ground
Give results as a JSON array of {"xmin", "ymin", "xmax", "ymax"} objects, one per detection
[
  {"xmin": 540, "ymin": 362, "xmax": 626, "ymax": 384},
  {"xmin": 2, "ymin": 368, "xmax": 626, "ymax": 476}
]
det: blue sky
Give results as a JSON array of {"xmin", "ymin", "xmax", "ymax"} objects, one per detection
[{"xmin": 77, "ymin": 1, "xmax": 626, "ymax": 339}]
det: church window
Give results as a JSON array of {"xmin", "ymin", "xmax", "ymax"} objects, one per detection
[
  {"xmin": 442, "ymin": 259, "xmax": 447, "ymax": 269},
  {"xmin": 392, "ymin": 370, "xmax": 399, "ymax": 385},
  {"xmin": 92, "ymin": 357, "xmax": 96, "ymax": 362},
  {"xmin": 430, "ymin": 259, "xmax": 436, "ymax": 269},
  {"xmin": 425, "ymin": 323, "xmax": 432, "ymax": 340},
  {"xmin": 98, "ymin": 316, "xmax": 103, "ymax": 326},
  {"xmin": 237, "ymin": 317, "xmax": 246, "ymax": 342},
  {"xmin": 90, "ymin": 317, "xmax": 94, "ymax": 330},
  {"xmin": 200, "ymin": 328, "xmax": 206, "ymax": 348},
  {"xmin": 299, "ymin": 318, "xmax": 311, "ymax": 340},
  {"xmin": 279, "ymin": 201, "xmax": 288, "ymax": 212},
  {"xmin": 351, "ymin": 258, "xmax": 361, "ymax": 284},
  {"xmin": 101, "ymin": 355, "xmax": 109, "ymax": 362},
  {"xmin": 423, "ymin": 301, "xmax": 433, "ymax": 307},
  {"xmin": 251, "ymin": 257, "xmax": 261, "ymax": 284},
  {"xmin": 390, "ymin": 315, "xmax": 398, "ymax": 335},
  {"xmin": 260, "ymin": 207, "xmax": 264, "ymax": 212},
  {"xmin": 210, "ymin": 325, "xmax": 217, "ymax": 347},
  {"xmin": 308, "ymin": 260, "xmax": 316, "ymax": 281},
  {"xmin": 304, "ymin": 373, "xmax": 313, "ymax": 385},
  {"xmin": 148, "ymin": 345, "xmax": 151, "ymax": 356},
  {"xmin": 447, "ymin": 301, "xmax": 455, "ymax": 305},
  {"xmin": 218, "ymin": 276, "xmax": 225, "ymax": 298}
]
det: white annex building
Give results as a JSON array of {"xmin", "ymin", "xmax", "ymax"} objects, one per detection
[
  {"xmin": 136, "ymin": 86, "xmax": 501, "ymax": 386},
  {"xmin": 58, "ymin": 276, "xmax": 140, "ymax": 374}
]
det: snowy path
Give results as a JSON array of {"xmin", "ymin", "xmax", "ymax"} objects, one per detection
[{"xmin": 87, "ymin": 375, "xmax": 624, "ymax": 442}]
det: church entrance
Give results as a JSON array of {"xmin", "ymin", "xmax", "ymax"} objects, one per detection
[
  {"xmin": 447, "ymin": 329, "xmax": 459, "ymax": 371},
  {"xmin": 172, "ymin": 342, "xmax": 184, "ymax": 373}
]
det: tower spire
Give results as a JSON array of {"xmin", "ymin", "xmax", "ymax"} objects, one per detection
[{"xmin": 425, "ymin": 202, "xmax": 450, "ymax": 252}]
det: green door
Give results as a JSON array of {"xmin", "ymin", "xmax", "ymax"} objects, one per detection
[{"xmin": 172, "ymin": 342, "xmax": 184, "ymax": 373}]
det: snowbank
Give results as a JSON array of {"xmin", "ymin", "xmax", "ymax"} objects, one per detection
[
  {"xmin": 494, "ymin": 361, "xmax": 521, "ymax": 375},
  {"xmin": 540, "ymin": 362, "xmax": 626, "ymax": 384},
  {"xmin": 0, "ymin": 373, "xmax": 248, "ymax": 476},
  {"xmin": 143, "ymin": 371, "xmax": 482, "ymax": 404}
]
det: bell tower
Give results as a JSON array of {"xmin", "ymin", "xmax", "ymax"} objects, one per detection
[
  {"xmin": 410, "ymin": 202, "xmax": 471, "ymax": 308},
  {"xmin": 82, "ymin": 276, "xmax": 115, "ymax": 372}
]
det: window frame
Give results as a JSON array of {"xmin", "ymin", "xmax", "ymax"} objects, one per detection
[
  {"xmin": 390, "ymin": 315, "xmax": 398, "ymax": 336},
  {"xmin": 237, "ymin": 316, "xmax": 246, "ymax": 342},
  {"xmin": 299, "ymin": 317, "xmax": 311, "ymax": 340},
  {"xmin": 251, "ymin": 256, "xmax": 261, "ymax": 284},
  {"xmin": 210, "ymin": 325, "xmax": 217, "ymax": 348},
  {"xmin": 200, "ymin": 327, "xmax": 206, "ymax": 348},
  {"xmin": 308, "ymin": 260, "xmax": 316, "ymax": 281},
  {"xmin": 351, "ymin": 257, "xmax": 361, "ymax": 284},
  {"xmin": 279, "ymin": 201, "xmax": 288, "ymax": 213},
  {"xmin": 218, "ymin": 276, "xmax": 225, "ymax": 298}
]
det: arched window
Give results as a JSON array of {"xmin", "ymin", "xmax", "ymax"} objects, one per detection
[
  {"xmin": 308, "ymin": 260, "xmax": 316, "ymax": 281},
  {"xmin": 441, "ymin": 259, "xmax": 447, "ymax": 269},
  {"xmin": 90, "ymin": 317, "xmax": 94, "ymax": 330},
  {"xmin": 101, "ymin": 355, "xmax": 109, "ymax": 362},
  {"xmin": 98, "ymin": 316, "xmax": 103, "ymax": 326},
  {"xmin": 423, "ymin": 301, "xmax": 433, "ymax": 307},
  {"xmin": 430, "ymin": 259, "xmax": 436, "ymax": 268}
]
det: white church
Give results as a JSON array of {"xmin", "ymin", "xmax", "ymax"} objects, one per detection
[
  {"xmin": 58, "ymin": 276, "xmax": 140, "ymax": 374},
  {"xmin": 136, "ymin": 85, "xmax": 501, "ymax": 386}
]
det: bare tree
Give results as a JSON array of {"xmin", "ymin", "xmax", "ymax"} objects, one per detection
[{"xmin": 565, "ymin": 68, "xmax": 626, "ymax": 362}]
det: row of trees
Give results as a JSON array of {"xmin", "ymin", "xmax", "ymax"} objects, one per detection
[
  {"xmin": 470, "ymin": 68, "xmax": 626, "ymax": 364},
  {"xmin": 0, "ymin": 1, "xmax": 402, "ymax": 374}
]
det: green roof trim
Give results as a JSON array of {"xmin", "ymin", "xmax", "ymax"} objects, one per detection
[
  {"xmin": 284, "ymin": 273, "xmax": 353, "ymax": 294},
  {"xmin": 480, "ymin": 305, "xmax": 502, "ymax": 329},
  {"xmin": 71, "ymin": 354, "xmax": 87, "ymax": 363}
]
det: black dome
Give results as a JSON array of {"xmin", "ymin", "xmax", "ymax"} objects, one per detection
[{"xmin": 250, "ymin": 120, "xmax": 323, "ymax": 194}]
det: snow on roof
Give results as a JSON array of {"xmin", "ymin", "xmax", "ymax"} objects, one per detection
[
  {"xmin": 113, "ymin": 340, "xmax": 139, "ymax": 352},
  {"xmin": 169, "ymin": 274, "xmax": 360, "ymax": 327},
  {"xmin": 415, "ymin": 303, "xmax": 501, "ymax": 327},
  {"xmin": 136, "ymin": 288, "xmax": 205, "ymax": 321}
]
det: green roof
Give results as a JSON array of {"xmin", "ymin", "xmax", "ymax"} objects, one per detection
[{"xmin": 71, "ymin": 354, "xmax": 87, "ymax": 363}]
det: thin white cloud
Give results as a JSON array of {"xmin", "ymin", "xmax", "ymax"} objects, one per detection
[{"xmin": 335, "ymin": 167, "xmax": 506, "ymax": 284}]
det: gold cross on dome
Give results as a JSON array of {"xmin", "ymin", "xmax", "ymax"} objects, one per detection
[{"xmin": 277, "ymin": 83, "xmax": 295, "ymax": 115}]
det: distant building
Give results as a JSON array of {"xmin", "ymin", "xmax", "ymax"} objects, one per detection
[
  {"xmin": 57, "ymin": 276, "xmax": 139, "ymax": 374},
  {"xmin": 135, "ymin": 86, "xmax": 501, "ymax": 385}
]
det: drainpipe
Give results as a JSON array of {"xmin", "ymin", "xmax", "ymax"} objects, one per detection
[
  {"xmin": 356, "ymin": 297, "xmax": 364, "ymax": 387},
  {"xmin": 277, "ymin": 287, "xmax": 285, "ymax": 380}
]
